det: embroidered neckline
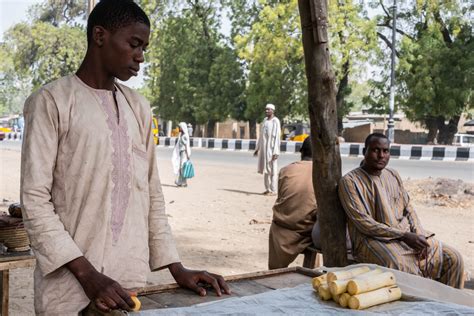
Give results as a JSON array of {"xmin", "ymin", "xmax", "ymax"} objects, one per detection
[{"xmin": 95, "ymin": 90, "xmax": 131, "ymax": 245}]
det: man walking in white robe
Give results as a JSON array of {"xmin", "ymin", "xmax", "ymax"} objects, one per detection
[{"xmin": 254, "ymin": 103, "xmax": 281, "ymax": 195}]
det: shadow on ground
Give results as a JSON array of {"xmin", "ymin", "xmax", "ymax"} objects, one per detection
[{"xmin": 220, "ymin": 188, "xmax": 263, "ymax": 196}]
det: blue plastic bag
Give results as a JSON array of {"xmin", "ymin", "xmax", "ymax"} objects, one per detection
[{"xmin": 182, "ymin": 160, "xmax": 195, "ymax": 179}]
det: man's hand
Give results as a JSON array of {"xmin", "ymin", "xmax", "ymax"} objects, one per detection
[
  {"xmin": 253, "ymin": 149, "xmax": 258, "ymax": 157},
  {"xmin": 66, "ymin": 257, "xmax": 135, "ymax": 313},
  {"xmin": 272, "ymin": 154, "xmax": 278, "ymax": 161},
  {"xmin": 168, "ymin": 262, "xmax": 231, "ymax": 297},
  {"xmin": 400, "ymin": 232, "xmax": 429, "ymax": 252}
]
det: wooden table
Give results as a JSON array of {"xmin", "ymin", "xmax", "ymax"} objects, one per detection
[
  {"xmin": 138, "ymin": 266, "xmax": 321, "ymax": 310},
  {"xmin": 0, "ymin": 251, "xmax": 35, "ymax": 316},
  {"xmin": 84, "ymin": 266, "xmax": 322, "ymax": 315}
]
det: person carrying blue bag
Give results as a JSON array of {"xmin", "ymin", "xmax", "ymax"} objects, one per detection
[{"xmin": 172, "ymin": 122, "xmax": 193, "ymax": 187}]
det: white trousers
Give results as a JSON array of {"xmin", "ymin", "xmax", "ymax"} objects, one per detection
[{"xmin": 264, "ymin": 171, "xmax": 278, "ymax": 193}]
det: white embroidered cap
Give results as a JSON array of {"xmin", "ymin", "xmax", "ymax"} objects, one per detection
[{"xmin": 265, "ymin": 103, "xmax": 276, "ymax": 111}]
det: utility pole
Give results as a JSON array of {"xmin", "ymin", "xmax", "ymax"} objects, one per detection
[
  {"xmin": 387, "ymin": 0, "xmax": 397, "ymax": 143},
  {"xmin": 88, "ymin": 0, "xmax": 97, "ymax": 16}
]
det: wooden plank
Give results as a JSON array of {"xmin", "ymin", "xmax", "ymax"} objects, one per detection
[
  {"xmin": 0, "ymin": 251, "xmax": 34, "ymax": 263},
  {"xmin": 0, "ymin": 258, "xmax": 35, "ymax": 271},
  {"xmin": 137, "ymin": 267, "xmax": 298, "ymax": 296},
  {"xmin": 1, "ymin": 270, "xmax": 9, "ymax": 316}
]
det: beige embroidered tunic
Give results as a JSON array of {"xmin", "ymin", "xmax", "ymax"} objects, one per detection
[{"xmin": 21, "ymin": 75, "xmax": 180, "ymax": 315}]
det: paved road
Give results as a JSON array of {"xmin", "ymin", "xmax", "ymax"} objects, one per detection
[
  {"xmin": 155, "ymin": 147, "xmax": 473, "ymax": 181},
  {"xmin": 2, "ymin": 141, "xmax": 473, "ymax": 181}
]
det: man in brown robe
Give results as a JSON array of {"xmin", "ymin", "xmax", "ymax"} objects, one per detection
[{"xmin": 268, "ymin": 137, "xmax": 317, "ymax": 269}]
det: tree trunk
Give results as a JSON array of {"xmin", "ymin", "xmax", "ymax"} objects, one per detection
[
  {"xmin": 437, "ymin": 115, "xmax": 459, "ymax": 145},
  {"xmin": 425, "ymin": 116, "xmax": 438, "ymax": 144},
  {"xmin": 336, "ymin": 61, "xmax": 349, "ymax": 136},
  {"xmin": 249, "ymin": 119, "xmax": 257, "ymax": 139},
  {"xmin": 206, "ymin": 120, "xmax": 216, "ymax": 138},
  {"xmin": 298, "ymin": 0, "xmax": 348, "ymax": 267}
]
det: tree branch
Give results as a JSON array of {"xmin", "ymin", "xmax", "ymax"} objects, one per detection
[
  {"xmin": 377, "ymin": 22, "xmax": 414, "ymax": 40},
  {"xmin": 377, "ymin": 32, "xmax": 400, "ymax": 58},
  {"xmin": 379, "ymin": 0, "xmax": 390, "ymax": 17},
  {"xmin": 433, "ymin": 10, "xmax": 453, "ymax": 44}
]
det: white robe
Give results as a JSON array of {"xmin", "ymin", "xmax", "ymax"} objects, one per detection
[
  {"xmin": 257, "ymin": 116, "xmax": 281, "ymax": 175},
  {"xmin": 171, "ymin": 122, "xmax": 191, "ymax": 176},
  {"xmin": 21, "ymin": 75, "xmax": 180, "ymax": 315}
]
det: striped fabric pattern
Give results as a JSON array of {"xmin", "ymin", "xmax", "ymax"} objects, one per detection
[{"xmin": 339, "ymin": 167, "xmax": 464, "ymax": 288}]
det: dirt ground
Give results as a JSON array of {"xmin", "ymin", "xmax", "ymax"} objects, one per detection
[{"xmin": 0, "ymin": 148, "xmax": 473, "ymax": 315}]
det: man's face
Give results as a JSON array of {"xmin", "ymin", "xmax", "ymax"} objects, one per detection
[
  {"xmin": 265, "ymin": 108, "xmax": 274, "ymax": 117},
  {"xmin": 100, "ymin": 22, "xmax": 150, "ymax": 81},
  {"xmin": 364, "ymin": 137, "xmax": 390, "ymax": 171}
]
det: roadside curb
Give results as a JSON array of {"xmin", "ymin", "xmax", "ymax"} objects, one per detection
[
  {"xmin": 1, "ymin": 132, "xmax": 22, "ymax": 141},
  {"xmin": 159, "ymin": 137, "xmax": 474, "ymax": 162}
]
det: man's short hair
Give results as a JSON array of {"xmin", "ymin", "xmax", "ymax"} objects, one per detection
[
  {"xmin": 300, "ymin": 137, "xmax": 312, "ymax": 158},
  {"xmin": 364, "ymin": 132, "xmax": 389, "ymax": 149},
  {"xmin": 87, "ymin": 0, "xmax": 150, "ymax": 43}
]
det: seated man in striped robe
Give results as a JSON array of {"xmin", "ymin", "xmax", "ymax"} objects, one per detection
[{"xmin": 338, "ymin": 133, "xmax": 464, "ymax": 288}]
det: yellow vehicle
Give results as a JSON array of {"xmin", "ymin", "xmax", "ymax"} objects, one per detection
[
  {"xmin": 282, "ymin": 123, "xmax": 310, "ymax": 142},
  {"xmin": 152, "ymin": 117, "xmax": 159, "ymax": 145}
]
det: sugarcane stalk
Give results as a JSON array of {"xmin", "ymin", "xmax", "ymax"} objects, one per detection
[
  {"xmin": 327, "ymin": 266, "xmax": 370, "ymax": 283},
  {"xmin": 339, "ymin": 293, "xmax": 351, "ymax": 308},
  {"xmin": 347, "ymin": 271, "xmax": 396, "ymax": 295},
  {"xmin": 329, "ymin": 269, "xmax": 383, "ymax": 295},
  {"xmin": 318, "ymin": 284, "xmax": 332, "ymax": 301},
  {"xmin": 348, "ymin": 286, "xmax": 402, "ymax": 310},
  {"xmin": 312, "ymin": 274, "xmax": 328, "ymax": 290}
]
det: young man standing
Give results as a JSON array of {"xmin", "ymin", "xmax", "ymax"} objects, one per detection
[
  {"xmin": 21, "ymin": 1, "xmax": 229, "ymax": 314},
  {"xmin": 254, "ymin": 103, "xmax": 281, "ymax": 196}
]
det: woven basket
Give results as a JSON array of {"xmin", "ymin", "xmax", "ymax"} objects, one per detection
[{"xmin": 0, "ymin": 215, "xmax": 30, "ymax": 252}]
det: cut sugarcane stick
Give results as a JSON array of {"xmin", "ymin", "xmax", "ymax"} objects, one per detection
[
  {"xmin": 339, "ymin": 293, "xmax": 351, "ymax": 308},
  {"xmin": 329, "ymin": 269, "xmax": 383, "ymax": 295},
  {"xmin": 312, "ymin": 274, "xmax": 328, "ymax": 290},
  {"xmin": 347, "ymin": 271, "xmax": 396, "ymax": 295},
  {"xmin": 332, "ymin": 293, "xmax": 341, "ymax": 304},
  {"xmin": 318, "ymin": 284, "xmax": 332, "ymax": 301},
  {"xmin": 348, "ymin": 286, "xmax": 402, "ymax": 310},
  {"xmin": 327, "ymin": 266, "xmax": 370, "ymax": 283}
]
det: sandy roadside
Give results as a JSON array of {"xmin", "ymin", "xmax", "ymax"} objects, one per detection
[{"xmin": 1, "ymin": 148, "xmax": 473, "ymax": 315}]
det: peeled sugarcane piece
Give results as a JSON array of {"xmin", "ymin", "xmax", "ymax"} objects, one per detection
[
  {"xmin": 130, "ymin": 296, "xmax": 142, "ymax": 311},
  {"xmin": 327, "ymin": 266, "xmax": 371, "ymax": 283},
  {"xmin": 347, "ymin": 271, "xmax": 396, "ymax": 295},
  {"xmin": 329, "ymin": 269, "xmax": 383, "ymax": 295},
  {"xmin": 332, "ymin": 293, "xmax": 341, "ymax": 304},
  {"xmin": 348, "ymin": 286, "xmax": 402, "ymax": 310},
  {"xmin": 318, "ymin": 284, "xmax": 332, "ymax": 301},
  {"xmin": 339, "ymin": 293, "xmax": 351, "ymax": 308},
  {"xmin": 312, "ymin": 274, "xmax": 328, "ymax": 290}
]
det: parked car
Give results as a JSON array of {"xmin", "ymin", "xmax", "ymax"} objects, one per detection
[
  {"xmin": 152, "ymin": 117, "xmax": 159, "ymax": 145},
  {"xmin": 453, "ymin": 133, "xmax": 474, "ymax": 147},
  {"xmin": 282, "ymin": 123, "xmax": 310, "ymax": 142}
]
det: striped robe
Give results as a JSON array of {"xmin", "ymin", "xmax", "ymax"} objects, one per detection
[{"xmin": 338, "ymin": 167, "xmax": 464, "ymax": 288}]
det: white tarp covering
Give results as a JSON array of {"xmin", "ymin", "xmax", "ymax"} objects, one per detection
[{"xmin": 135, "ymin": 264, "xmax": 474, "ymax": 315}]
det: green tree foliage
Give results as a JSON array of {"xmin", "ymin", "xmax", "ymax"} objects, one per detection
[
  {"xmin": 141, "ymin": 1, "xmax": 244, "ymax": 136},
  {"xmin": 232, "ymin": 0, "xmax": 306, "ymax": 138},
  {"xmin": 0, "ymin": 0, "xmax": 86, "ymax": 115},
  {"xmin": 4, "ymin": 22, "xmax": 86, "ymax": 91},
  {"xmin": 230, "ymin": 0, "xmax": 376, "ymax": 136},
  {"xmin": 367, "ymin": 0, "xmax": 473, "ymax": 144}
]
